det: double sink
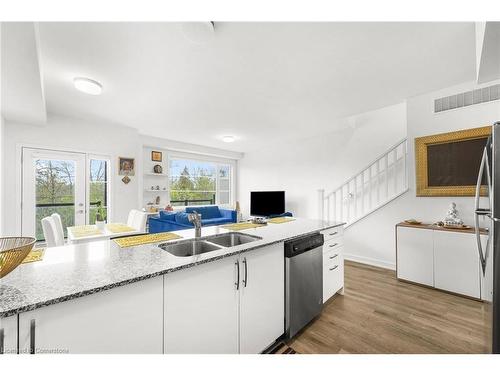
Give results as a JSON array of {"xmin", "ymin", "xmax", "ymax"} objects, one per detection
[{"xmin": 159, "ymin": 232, "xmax": 262, "ymax": 257}]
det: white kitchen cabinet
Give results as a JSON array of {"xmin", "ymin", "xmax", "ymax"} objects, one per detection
[
  {"xmin": 239, "ymin": 243, "xmax": 284, "ymax": 354},
  {"xmin": 323, "ymin": 246, "xmax": 344, "ymax": 302},
  {"xmin": 18, "ymin": 276, "xmax": 164, "ymax": 354},
  {"xmin": 396, "ymin": 226, "xmax": 434, "ymax": 286},
  {"xmin": 0, "ymin": 315, "xmax": 18, "ymax": 354},
  {"xmin": 163, "ymin": 243, "xmax": 285, "ymax": 354},
  {"xmin": 321, "ymin": 227, "xmax": 345, "ymax": 303},
  {"xmin": 163, "ymin": 255, "xmax": 240, "ymax": 354},
  {"xmin": 434, "ymin": 231, "xmax": 485, "ymax": 298}
]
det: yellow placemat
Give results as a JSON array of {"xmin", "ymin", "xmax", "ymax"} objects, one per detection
[
  {"xmin": 221, "ymin": 222, "xmax": 266, "ymax": 231},
  {"xmin": 268, "ymin": 217, "xmax": 296, "ymax": 224},
  {"xmin": 22, "ymin": 248, "xmax": 45, "ymax": 264},
  {"xmin": 113, "ymin": 232, "xmax": 183, "ymax": 248},
  {"xmin": 70, "ymin": 225, "xmax": 102, "ymax": 238},
  {"xmin": 106, "ymin": 223, "xmax": 136, "ymax": 233}
]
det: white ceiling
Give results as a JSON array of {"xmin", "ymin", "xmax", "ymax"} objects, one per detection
[{"xmin": 3, "ymin": 22, "xmax": 476, "ymax": 152}]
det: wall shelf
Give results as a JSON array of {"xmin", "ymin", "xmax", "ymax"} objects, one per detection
[
  {"xmin": 144, "ymin": 190, "xmax": 169, "ymax": 193},
  {"xmin": 144, "ymin": 173, "xmax": 168, "ymax": 177}
]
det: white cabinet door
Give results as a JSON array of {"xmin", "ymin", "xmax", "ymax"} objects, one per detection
[
  {"xmin": 164, "ymin": 255, "xmax": 239, "ymax": 354},
  {"xmin": 397, "ymin": 226, "xmax": 434, "ymax": 286},
  {"xmin": 239, "ymin": 243, "xmax": 284, "ymax": 354},
  {"xmin": 1, "ymin": 315, "xmax": 18, "ymax": 354},
  {"xmin": 18, "ymin": 277, "xmax": 164, "ymax": 354},
  {"xmin": 323, "ymin": 246, "xmax": 343, "ymax": 302},
  {"xmin": 434, "ymin": 231, "xmax": 483, "ymax": 298}
]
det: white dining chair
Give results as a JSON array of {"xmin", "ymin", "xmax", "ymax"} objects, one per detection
[
  {"xmin": 133, "ymin": 211, "xmax": 148, "ymax": 232},
  {"xmin": 41, "ymin": 217, "xmax": 57, "ymax": 247},
  {"xmin": 51, "ymin": 213, "xmax": 65, "ymax": 246},
  {"xmin": 127, "ymin": 210, "xmax": 138, "ymax": 228}
]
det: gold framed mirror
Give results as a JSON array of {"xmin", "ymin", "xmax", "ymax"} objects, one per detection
[{"xmin": 415, "ymin": 126, "xmax": 491, "ymax": 196}]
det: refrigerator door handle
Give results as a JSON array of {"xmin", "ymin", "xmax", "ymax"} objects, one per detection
[{"xmin": 474, "ymin": 147, "xmax": 491, "ymax": 275}]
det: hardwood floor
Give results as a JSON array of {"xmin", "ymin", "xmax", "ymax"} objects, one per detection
[{"xmin": 288, "ymin": 261, "xmax": 490, "ymax": 354}]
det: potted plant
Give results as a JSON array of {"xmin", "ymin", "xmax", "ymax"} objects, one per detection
[{"xmin": 95, "ymin": 201, "xmax": 106, "ymax": 230}]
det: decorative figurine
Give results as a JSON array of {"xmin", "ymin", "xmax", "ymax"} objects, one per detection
[
  {"xmin": 155, "ymin": 196, "xmax": 161, "ymax": 205},
  {"xmin": 444, "ymin": 202, "xmax": 464, "ymax": 226},
  {"xmin": 156, "ymin": 185, "xmax": 160, "ymax": 190}
]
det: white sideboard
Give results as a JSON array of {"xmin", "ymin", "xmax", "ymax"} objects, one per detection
[
  {"xmin": 321, "ymin": 226, "xmax": 345, "ymax": 302},
  {"xmin": 396, "ymin": 223, "xmax": 488, "ymax": 299}
]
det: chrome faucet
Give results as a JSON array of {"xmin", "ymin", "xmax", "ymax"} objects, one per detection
[{"xmin": 188, "ymin": 211, "xmax": 202, "ymax": 238}]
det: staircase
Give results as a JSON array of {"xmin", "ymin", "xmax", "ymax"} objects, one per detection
[{"xmin": 318, "ymin": 139, "xmax": 409, "ymax": 227}]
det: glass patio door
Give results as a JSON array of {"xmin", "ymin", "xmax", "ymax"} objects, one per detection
[{"xmin": 22, "ymin": 148, "xmax": 86, "ymax": 240}]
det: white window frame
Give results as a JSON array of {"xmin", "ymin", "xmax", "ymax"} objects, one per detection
[
  {"xmin": 17, "ymin": 143, "xmax": 114, "ymax": 236},
  {"xmin": 86, "ymin": 154, "xmax": 112, "ymax": 224},
  {"xmin": 166, "ymin": 151, "xmax": 236, "ymax": 208}
]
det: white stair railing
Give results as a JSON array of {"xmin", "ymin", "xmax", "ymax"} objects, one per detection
[{"xmin": 318, "ymin": 139, "xmax": 409, "ymax": 227}]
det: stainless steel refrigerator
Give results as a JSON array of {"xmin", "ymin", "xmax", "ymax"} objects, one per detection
[{"xmin": 474, "ymin": 121, "xmax": 500, "ymax": 353}]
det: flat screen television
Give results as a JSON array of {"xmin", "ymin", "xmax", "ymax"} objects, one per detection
[{"xmin": 250, "ymin": 191, "xmax": 285, "ymax": 217}]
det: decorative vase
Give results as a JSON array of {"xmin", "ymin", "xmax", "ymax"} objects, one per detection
[{"xmin": 96, "ymin": 221, "xmax": 105, "ymax": 230}]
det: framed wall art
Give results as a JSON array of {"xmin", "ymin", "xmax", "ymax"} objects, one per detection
[
  {"xmin": 151, "ymin": 151, "xmax": 162, "ymax": 162},
  {"xmin": 415, "ymin": 126, "xmax": 491, "ymax": 196}
]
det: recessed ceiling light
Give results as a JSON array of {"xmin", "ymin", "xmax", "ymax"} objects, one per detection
[
  {"xmin": 73, "ymin": 77, "xmax": 103, "ymax": 95},
  {"xmin": 222, "ymin": 135, "xmax": 235, "ymax": 143}
]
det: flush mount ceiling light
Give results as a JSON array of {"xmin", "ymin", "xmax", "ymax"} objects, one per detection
[
  {"xmin": 222, "ymin": 135, "xmax": 235, "ymax": 143},
  {"xmin": 73, "ymin": 77, "xmax": 103, "ymax": 95}
]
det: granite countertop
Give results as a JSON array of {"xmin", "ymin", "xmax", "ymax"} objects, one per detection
[{"xmin": 0, "ymin": 218, "xmax": 344, "ymax": 318}]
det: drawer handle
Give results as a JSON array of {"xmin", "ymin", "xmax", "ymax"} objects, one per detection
[
  {"xmin": 235, "ymin": 261, "xmax": 240, "ymax": 290},
  {"xmin": 329, "ymin": 243, "xmax": 338, "ymax": 248},
  {"xmin": 329, "ymin": 254, "xmax": 338, "ymax": 259},
  {"xmin": 329, "ymin": 265, "xmax": 338, "ymax": 271},
  {"xmin": 329, "ymin": 232, "xmax": 338, "ymax": 236}
]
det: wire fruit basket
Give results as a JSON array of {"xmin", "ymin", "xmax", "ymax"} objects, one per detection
[{"xmin": 0, "ymin": 237, "xmax": 36, "ymax": 279}]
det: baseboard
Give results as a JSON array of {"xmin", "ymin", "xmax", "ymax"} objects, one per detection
[{"xmin": 343, "ymin": 253, "xmax": 396, "ymax": 270}]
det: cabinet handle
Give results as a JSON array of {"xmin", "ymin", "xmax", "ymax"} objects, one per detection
[
  {"xmin": 329, "ymin": 265, "xmax": 338, "ymax": 271},
  {"xmin": 329, "ymin": 254, "xmax": 338, "ymax": 259},
  {"xmin": 243, "ymin": 257, "xmax": 248, "ymax": 287},
  {"xmin": 235, "ymin": 260, "xmax": 240, "ymax": 290},
  {"xmin": 30, "ymin": 319, "xmax": 36, "ymax": 355},
  {"xmin": 329, "ymin": 243, "xmax": 338, "ymax": 248},
  {"xmin": 329, "ymin": 232, "xmax": 338, "ymax": 236},
  {"xmin": 0, "ymin": 328, "xmax": 4, "ymax": 354}
]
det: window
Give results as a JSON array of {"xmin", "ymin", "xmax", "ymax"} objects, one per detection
[
  {"xmin": 169, "ymin": 157, "xmax": 233, "ymax": 207},
  {"xmin": 34, "ymin": 158, "xmax": 76, "ymax": 240},
  {"xmin": 88, "ymin": 158, "xmax": 110, "ymax": 224},
  {"xmin": 23, "ymin": 149, "xmax": 111, "ymax": 242}
]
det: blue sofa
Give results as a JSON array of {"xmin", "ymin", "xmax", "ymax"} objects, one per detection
[{"xmin": 149, "ymin": 206, "xmax": 237, "ymax": 233}]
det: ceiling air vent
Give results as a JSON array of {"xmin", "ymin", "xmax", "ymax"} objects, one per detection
[{"xmin": 434, "ymin": 84, "xmax": 500, "ymax": 113}]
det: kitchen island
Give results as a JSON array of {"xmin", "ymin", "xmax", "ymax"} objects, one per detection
[{"xmin": 0, "ymin": 218, "xmax": 344, "ymax": 354}]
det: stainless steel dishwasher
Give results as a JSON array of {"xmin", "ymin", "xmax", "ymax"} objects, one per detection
[{"xmin": 284, "ymin": 233, "xmax": 324, "ymax": 339}]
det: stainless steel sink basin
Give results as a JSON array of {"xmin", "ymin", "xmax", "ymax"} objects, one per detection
[
  {"xmin": 205, "ymin": 232, "xmax": 262, "ymax": 248},
  {"xmin": 159, "ymin": 239, "xmax": 222, "ymax": 257}
]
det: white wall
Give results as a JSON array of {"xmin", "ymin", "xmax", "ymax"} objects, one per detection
[
  {"xmin": 237, "ymin": 103, "xmax": 407, "ymax": 219},
  {"xmin": 344, "ymin": 79, "xmax": 500, "ymax": 269},
  {"xmin": 2, "ymin": 113, "xmax": 141, "ymax": 236},
  {"xmin": 0, "ymin": 115, "xmax": 4, "ymax": 235}
]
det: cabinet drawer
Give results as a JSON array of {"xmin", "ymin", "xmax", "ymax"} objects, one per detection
[
  {"xmin": 321, "ymin": 226, "xmax": 343, "ymax": 241},
  {"xmin": 323, "ymin": 247, "xmax": 342, "ymax": 267},
  {"xmin": 323, "ymin": 238, "xmax": 343, "ymax": 253},
  {"xmin": 323, "ymin": 254, "xmax": 343, "ymax": 302}
]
